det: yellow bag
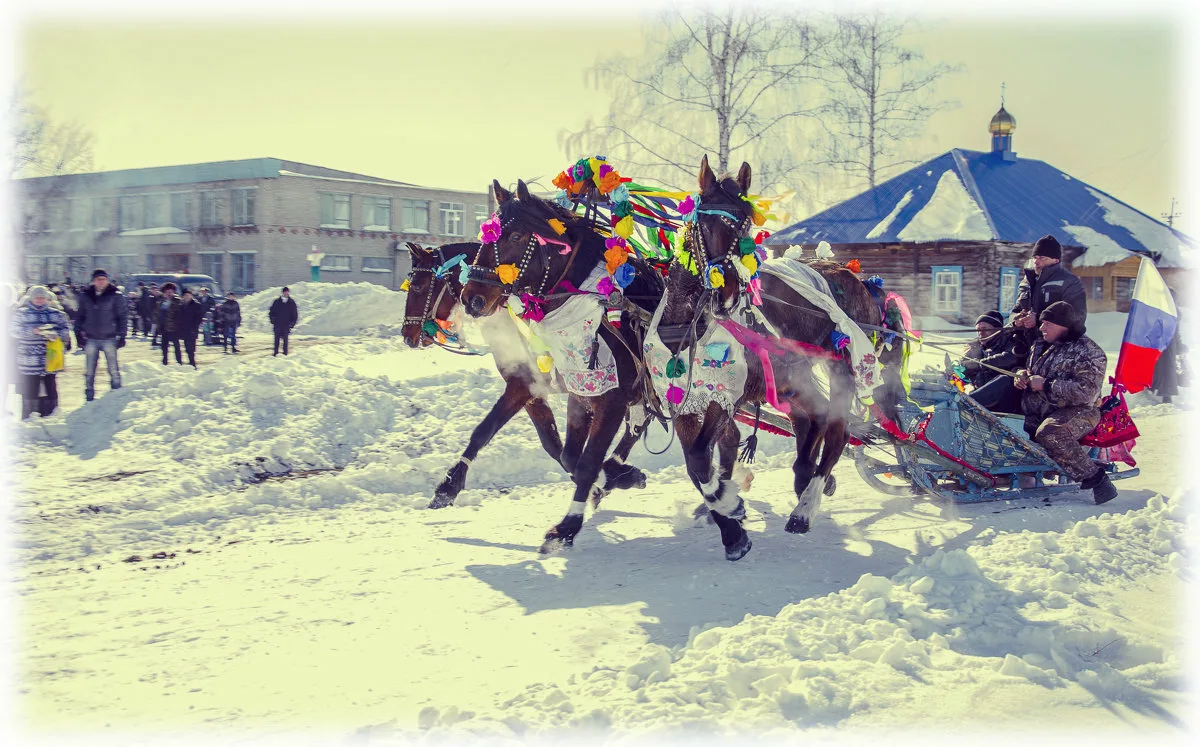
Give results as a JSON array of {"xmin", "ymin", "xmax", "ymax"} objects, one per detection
[{"xmin": 45, "ymin": 338, "xmax": 64, "ymax": 373}]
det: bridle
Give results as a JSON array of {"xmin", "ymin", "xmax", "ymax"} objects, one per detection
[
  {"xmin": 403, "ymin": 244, "xmax": 472, "ymax": 344},
  {"xmin": 465, "ymin": 206, "xmax": 581, "ymax": 302}
]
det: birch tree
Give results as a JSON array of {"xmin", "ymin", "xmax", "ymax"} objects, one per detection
[
  {"xmin": 563, "ymin": 6, "xmax": 828, "ymax": 190},
  {"xmin": 9, "ymin": 86, "xmax": 96, "ymax": 178},
  {"xmin": 818, "ymin": 12, "xmax": 956, "ymax": 189}
]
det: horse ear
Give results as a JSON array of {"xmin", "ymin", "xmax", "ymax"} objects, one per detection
[
  {"xmin": 493, "ymin": 179, "xmax": 513, "ymax": 204},
  {"xmin": 516, "ymin": 179, "xmax": 533, "ymax": 202},
  {"xmin": 736, "ymin": 162, "xmax": 752, "ymax": 194},
  {"xmin": 404, "ymin": 241, "xmax": 423, "ymax": 253},
  {"xmin": 698, "ymin": 154, "xmax": 716, "ymax": 192}
]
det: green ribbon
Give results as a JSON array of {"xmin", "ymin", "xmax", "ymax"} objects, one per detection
[
  {"xmin": 738, "ymin": 236, "xmax": 757, "ymax": 256},
  {"xmin": 666, "ymin": 357, "xmax": 687, "ymax": 379},
  {"xmin": 422, "ymin": 320, "xmax": 439, "ymax": 338}
]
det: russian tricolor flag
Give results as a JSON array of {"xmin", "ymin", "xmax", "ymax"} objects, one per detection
[{"xmin": 1113, "ymin": 258, "xmax": 1178, "ymax": 393}]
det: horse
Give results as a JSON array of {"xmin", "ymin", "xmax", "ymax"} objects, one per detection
[
  {"xmin": 673, "ymin": 155, "xmax": 907, "ymax": 544},
  {"xmin": 401, "ymin": 240, "xmax": 648, "ymax": 510},
  {"xmin": 458, "ymin": 180, "xmax": 664, "ymax": 552}
]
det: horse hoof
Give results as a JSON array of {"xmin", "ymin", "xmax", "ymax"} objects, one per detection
[
  {"xmin": 823, "ymin": 475, "xmax": 837, "ymax": 496},
  {"xmin": 588, "ymin": 486, "xmax": 607, "ymax": 510},
  {"xmin": 785, "ymin": 514, "xmax": 810, "ymax": 534},
  {"xmin": 724, "ymin": 533, "xmax": 752, "ymax": 561},
  {"xmin": 428, "ymin": 493, "xmax": 455, "ymax": 509},
  {"xmin": 539, "ymin": 534, "xmax": 574, "ymax": 554},
  {"xmin": 603, "ymin": 463, "xmax": 647, "ymax": 492}
]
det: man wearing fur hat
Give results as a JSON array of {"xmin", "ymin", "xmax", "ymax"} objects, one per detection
[
  {"xmin": 1014, "ymin": 300, "xmax": 1116, "ymax": 504},
  {"xmin": 74, "ymin": 269, "xmax": 128, "ymax": 402},
  {"xmin": 1010, "ymin": 235, "xmax": 1087, "ymax": 345}
]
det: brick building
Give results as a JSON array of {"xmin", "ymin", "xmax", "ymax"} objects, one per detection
[{"xmin": 13, "ymin": 158, "xmax": 491, "ymax": 293}]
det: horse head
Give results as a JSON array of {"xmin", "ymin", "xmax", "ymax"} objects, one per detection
[
  {"xmin": 460, "ymin": 179, "xmax": 586, "ymax": 318},
  {"xmin": 690, "ymin": 155, "xmax": 756, "ymax": 318},
  {"xmin": 401, "ymin": 241, "xmax": 475, "ymax": 348}
]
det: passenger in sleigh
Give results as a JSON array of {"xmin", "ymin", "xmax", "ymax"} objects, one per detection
[
  {"xmin": 962, "ymin": 310, "xmax": 1028, "ymax": 414},
  {"xmin": 1014, "ymin": 301, "xmax": 1118, "ymax": 504}
]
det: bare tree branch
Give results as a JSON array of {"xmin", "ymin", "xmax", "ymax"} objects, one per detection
[{"xmin": 8, "ymin": 84, "xmax": 96, "ymax": 179}]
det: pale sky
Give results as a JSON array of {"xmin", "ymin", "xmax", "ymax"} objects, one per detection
[{"xmin": 14, "ymin": 4, "xmax": 1194, "ymax": 233}]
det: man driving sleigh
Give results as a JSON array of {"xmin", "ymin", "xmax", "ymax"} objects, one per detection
[{"xmin": 1014, "ymin": 300, "xmax": 1118, "ymax": 504}]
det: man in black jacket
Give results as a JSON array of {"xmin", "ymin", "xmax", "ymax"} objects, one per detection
[
  {"xmin": 196, "ymin": 287, "xmax": 217, "ymax": 345},
  {"xmin": 268, "ymin": 287, "xmax": 299, "ymax": 356},
  {"xmin": 1010, "ymin": 235, "xmax": 1088, "ymax": 346},
  {"xmin": 178, "ymin": 289, "xmax": 206, "ymax": 368},
  {"xmin": 157, "ymin": 283, "xmax": 185, "ymax": 365},
  {"xmin": 218, "ymin": 292, "xmax": 243, "ymax": 354},
  {"xmin": 140, "ymin": 284, "xmax": 160, "ymax": 341},
  {"xmin": 963, "ymin": 310, "xmax": 1029, "ymax": 414},
  {"xmin": 75, "ymin": 269, "xmax": 128, "ymax": 402}
]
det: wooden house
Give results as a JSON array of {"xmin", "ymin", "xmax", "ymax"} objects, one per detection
[{"xmin": 766, "ymin": 105, "xmax": 1193, "ymax": 323}]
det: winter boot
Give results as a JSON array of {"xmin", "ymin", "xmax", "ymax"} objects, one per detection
[{"xmin": 1080, "ymin": 469, "xmax": 1118, "ymax": 505}]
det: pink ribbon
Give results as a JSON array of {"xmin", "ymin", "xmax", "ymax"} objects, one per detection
[
  {"xmin": 716, "ymin": 320, "xmax": 843, "ymax": 416},
  {"xmin": 884, "ymin": 292, "xmax": 918, "ymax": 338},
  {"xmin": 534, "ymin": 233, "xmax": 574, "ymax": 255},
  {"xmin": 519, "ymin": 294, "xmax": 546, "ymax": 322}
]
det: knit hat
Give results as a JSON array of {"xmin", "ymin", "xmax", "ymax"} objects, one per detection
[
  {"xmin": 1032, "ymin": 235, "xmax": 1062, "ymax": 260},
  {"xmin": 28, "ymin": 285, "xmax": 51, "ymax": 300},
  {"xmin": 282, "ymin": 286, "xmax": 290, "ymax": 293},
  {"xmin": 91, "ymin": 268, "xmax": 109, "ymax": 279},
  {"xmin": 975, "ymin": 310, "xmax": 1005, "ymax": 328},
  {"xmin": 1040, "ymin": 301, "xmax": 1078, "ymax": 329},
  {"xmin": 161, "ymin": 282, "xmax": 177, "ymax": 292}
]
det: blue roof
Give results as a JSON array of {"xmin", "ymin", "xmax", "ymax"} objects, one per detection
[{"xmin": 769, "ymin": 148, "xmax": 1194, "ymax": 268}]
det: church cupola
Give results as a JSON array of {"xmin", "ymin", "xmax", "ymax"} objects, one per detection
[{"xmin": 989, "ymin": 86, "xmax": 1017, "ymax": 161}]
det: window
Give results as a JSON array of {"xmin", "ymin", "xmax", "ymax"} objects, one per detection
[
  {"xmin": 46, "ymin": 201, "xmax": 66, "ymax": 232},
  {"xmin": 23, "ymin": 255, "xmax": 43, "ymax": 282},
  {"xmin": 361, "ymin": 256, "xmax": 393, "ymax": 273},
  {"xmin": 118, "ymin": 196, "xmax": 142, "ymax": 231},
  {"xmin": 473, "ymin": 205, "xmax": 489, "ymax": 237},
  {"xmin": 200, "ymin": 191, "xmax": 224, "ymax": 227},
  {"xmin": 67, "ymin": 256, "xmax": 91, "ymax": 282},
  {"xmin": 1088, "ymin": 277, "xmax": 1105, "ymax": 300},
  {"xmin": 44, "ymin": 256, "xmax": 66, "ymax": 283},
  {"xmin": 21, "ymin": 203, "xmax": 37, "ymax": 233},
  {"xmin": 200, "ymin": 253, "xmax": 224, "ymax": 285},
  {"xmin": 998, "ymin": 267, "xmax": 1020, "ymax": 315},
  {"xmin": 363, "ymin": 196, "xmax": 391, "ymax": 231},
  {"xmin": 320, "ymin": 254, "xmax": 352, "ymax": 271},
  {"xmin": 113, "ymin": 255, "xmax": 137, "ymax": 278},
  {"xmin": 230, "ymin": 253, "xmax": 256, "ymax": 291},
  {"xmin": 92, "ymin": 256, "xmax": 114, "ymax": 274},
  {"xmin": 931, "ymin": 265, "xmax": 962, "ymax": 316},
  {"xmin": 320, "ymin": 193, "xmax": 351, "ymax": 228},
  {"xmin": 440, "ymin": 202, "xmax": 464, "ymax": 236},
  {"xmin": 69, "ymin": 198, "xmax": 90, "ymax": 231},
  {"xmin": 170, "ymin": 192, "xmax": 192, "ymax": 229},
  {"xmin": 144, "ymin": 193, "xmax": 169, "ymax": 228},
  {"xmin": 91, "ymin": 197, "xmax": 111, "ymax": 230},
  {"xmin": 232, "ymin": 188, "xmax": 256, "ymax": 226},
  {"xmin": 1115, "ymin": 276, "xmax": 1134, "ymax": 302},
  {"xmin": 401, "ymin": 199, "xmax": 429, "ymax": 233}
]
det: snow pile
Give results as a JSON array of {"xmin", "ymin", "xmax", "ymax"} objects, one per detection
[
  {"xmin": 1062, "ymin": 223, "xmax": 1136, "ymax": 267},
  {"xmin": 897, "ymin": 171, "xmax": 994, "ymax": 243},
  {"xmin": 239, "ymin": 281, "xmax": 408, "ymax": 337},
  {"xmin": 456, "ymin": 496, "xmax": 1190, "ymax": 736}
]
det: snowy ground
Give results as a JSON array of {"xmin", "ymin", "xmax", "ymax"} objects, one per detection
[{"xmin": 4, "ymin": 288, "xmax": 1195, "ymax": 746}]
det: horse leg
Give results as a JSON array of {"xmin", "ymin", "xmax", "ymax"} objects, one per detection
[
  {"xmin": 541, "ymin": 395, "xmax": 629, "ymax": 553},
  {"xmin": 558, "ymin": 395, "xmax": 591, "ymax": 476},
  {"xmin": 679, "ymin": 409, "xmax": 752, "ymax": 561},
  {"xmin": 817, "ymin": 372, "xmax": 854, "ymax": 498},
  {"xmin": 432, "ymin": 375, "xmax": 535, "ymax": 508},
  {"xmin": 524, "ymin": 397, "xmax": 564, "ymax": 464},
  {"xmin": 692, "ymin": 419, "xmax": 740, "ymax": 523},
  {"xmin": 602, "ymin": 405, "xmax": 650, "ymax": 493},
  {"xmin": 784, "ymin": 407, "xmax": 824, "ymax": 534}
]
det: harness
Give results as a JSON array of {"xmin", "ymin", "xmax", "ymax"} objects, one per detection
[{"xmin": 402, "ymin": 245, "xmax": 479, "ymax": 353}]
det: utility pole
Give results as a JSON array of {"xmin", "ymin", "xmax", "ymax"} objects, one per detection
[{"xmin": 1161, "ymin": 198, "xmax": 1181, "ymax": 228}]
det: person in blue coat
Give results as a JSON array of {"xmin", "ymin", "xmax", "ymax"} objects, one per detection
[{"xmin": 10, "ymin": 285, "xmax": 71, "ymax": 419}]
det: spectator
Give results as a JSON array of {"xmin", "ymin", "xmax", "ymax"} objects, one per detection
[
  {"xmin": 268, "ymin": 286, "xmax": 299, "ymax": 357},
  {"xmin": 178, "ymin": 289, "xmax": 205, "ymax": 368},
  {"xmin": 141, "ymin": 284, "xmax": 160, "ymax": 342},
  {"xmin": 196, "ymin": 288, "xmax": 217, "ymax": 345},
  {"xmin": 218, "ymin": 291, "xmax": 242, "ymax": 354},
  {"xmin": 157, "ymin": 282, "xmax": 184, "ymax": 366},
  {"xmin": 9, "ymin": 285, "xmax": 70, "ymax": 419},
  {"xmin": 75, "ymin": 269, "xmax": 127, "ymax": 402}
]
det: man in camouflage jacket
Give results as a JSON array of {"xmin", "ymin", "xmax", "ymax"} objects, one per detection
[{"xmin": 1015, "ymin": 300, "xmax": 1117, "ymax": 504}]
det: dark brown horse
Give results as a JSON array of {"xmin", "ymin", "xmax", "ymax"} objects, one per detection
[
  {"xmin": 676, "ymin": 155, "xmax": 905, "ymax": 544},
  {"xmin": 401, "ymin": 240, "xmax": 648, "ymax": 510},
  {"xmin": 459, "ymin": 181, "xmax": 664, "ymax": 552}
]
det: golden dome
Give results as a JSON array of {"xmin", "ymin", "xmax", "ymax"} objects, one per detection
[{"xmin": 989, "ymin": 106, "xmax": 1016, "ymax": 135}]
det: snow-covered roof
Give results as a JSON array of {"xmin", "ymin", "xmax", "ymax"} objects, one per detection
[{"xmin": 768, "ymin": 148, "xmax": 1194, "ymax": 269}]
